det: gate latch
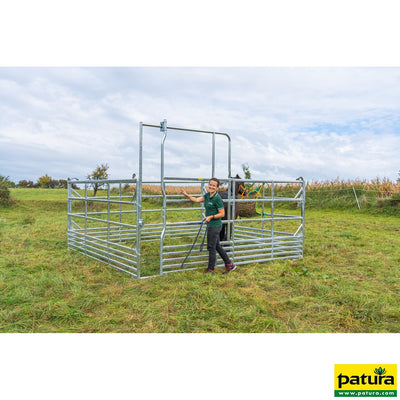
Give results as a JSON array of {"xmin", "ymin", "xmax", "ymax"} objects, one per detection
[{"xmin": 160, "ymin": 119, "xmax": 167, "ymax": 132}]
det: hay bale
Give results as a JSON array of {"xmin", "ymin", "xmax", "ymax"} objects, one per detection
[{"xmin": 237, "ymin": 195, "xmax": 256, "ymax": 217}]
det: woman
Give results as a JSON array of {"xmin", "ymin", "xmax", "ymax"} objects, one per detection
[{"xmin": 181, "ymin": 178, "xmax": 237, "ymax": 274}]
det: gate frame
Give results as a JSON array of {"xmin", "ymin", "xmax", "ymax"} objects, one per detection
[{"xmin": 67, "ymin": 120, "xmax": 306, "ymax": 278}]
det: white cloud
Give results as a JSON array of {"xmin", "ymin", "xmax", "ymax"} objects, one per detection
[{"xmin": 1, "ymin": 67, "xmax": 400, "ymax": 183}]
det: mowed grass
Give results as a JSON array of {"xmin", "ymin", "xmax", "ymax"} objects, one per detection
[{"xmin": 1, "ymin": 188, "xmax": 400, "ymax": 333}]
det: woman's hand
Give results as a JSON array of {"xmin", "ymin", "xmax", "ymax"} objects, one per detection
[
  {"xmin": 204, "ymin": 215, "xmax": 214, "ymax": 223},
  {"xmin": 181, "ymin": 190, "xmax": 204, "ymax": 203},
  {"xmin": 204, "ymin": 208, "xmax": 224, "ymax": 223}
]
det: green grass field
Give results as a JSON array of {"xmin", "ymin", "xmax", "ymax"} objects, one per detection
[{"xmin": 1, "ymin": 188, "xmax": 400, "ymax": 332}]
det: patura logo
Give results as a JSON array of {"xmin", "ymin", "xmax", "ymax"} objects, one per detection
[{"xmin": 334, "ymin": 364, "xmax": 397, "ymax": 397}]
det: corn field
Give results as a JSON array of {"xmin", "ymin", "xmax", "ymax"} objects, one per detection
[
  {"xmin": 306, "ymin": 177, "xmax": 400, "ymax": 196},
  {"xmin": 122, "ymin": 178, "xmax": 400, "ymax": 212},
  {"xmin": 304, "ymin": 178, "xmax": 400, "ymax": 210}
]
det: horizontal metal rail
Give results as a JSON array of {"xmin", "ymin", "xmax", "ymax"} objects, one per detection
[
  {"xmin": 142, "ymin": 124, "xmax": 231, "ymax": 141},
  {"xmin": 68, "ymin": 245, "xmax": 138, "ymax": 278},
  {"xmin": 68, "ymin": 213, "xmax": 137, "ymax": 228},
  {"xmin": 68, "ymin": 238, "xmax": 137, "ymax": 271},
  {"xmin": 70, "ymin": 231, "xmax": 138, "ymax": 254},
  {"xmin": 69, "ymin": 179, "xmax": 137, "ymax": 185},
  {"xmin": 68, "ymin": 238, "xmax": 138, "ymax": 265},
  {"xmin": 68, "ymin": 198, "xmax": 137, "ymax": 206},
  {"xmin": 70, "ymin": 210, "xmax": 136, "ymax": 217}
]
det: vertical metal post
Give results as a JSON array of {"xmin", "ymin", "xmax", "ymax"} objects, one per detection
[
  {"xmin": 231, "ymin": 178, "xmax": 236, "ymax": 262},
  {"xmin": 226, "ymin": 178, "xmax": 232, "ymax": 243},
  {"xmin": 107, "ymin": 182, "xmax": 111, "ymax": 265},
  {"xmin": 261, "ymin": 183, "xmax": 265, "ymax": 238},
  {"xmin": 67, "ymin": 179, "xmax": 71, "ymax": 249},
  {"xmin": 119, "ymin": 183, "xmax": 122, "ymax": 242},
  {"xmin": 227, "ymin": 136, "xmax": 232, "ymax": 178},
  {"xmin": 136, "ymin": 122, "xmax": 144, "ymax": 278},
  {"xmin": 212, "ymin": 132, "xmax": 216, "ymax": 177},
  {"xmin": 84, "ymin": 183, "xmax": 88, "ymax": 255},
  {"xmin": 160, "ymin": 119, "xmax": 167, "ymax": 184},
  {"xmin": 160, "ymin": 119, "xmax": 168, "ymax": 275},
  {"xmin": 301, "ymin": 179, "xmax": 306, "ymax": 257},
  {"xmin": 226, "ymin": 138, "xmax": 232, "ymax": 252},
  {"xmin": 271, "ymin": 182, "xmax": 275, "ymax": 258},
  {"xmin": 201, "ymin": 181, "xmax": 205, "ymax": 218}
]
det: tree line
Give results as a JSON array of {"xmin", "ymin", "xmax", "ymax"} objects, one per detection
[
  {"xmin": 9, "ymin": 175, "xmax": 70, "ymax": 188},
  {"xmin": 2, "ymin": 163, "xmax": 110, "ymax": 189},
  {"xmin": 1, "ymin": 164, "xmax": 110, "ymax": 206}
]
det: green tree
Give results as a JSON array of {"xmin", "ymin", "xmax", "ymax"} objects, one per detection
[
  {"xmin": 37, "ymin": 174, "xmax": 52, "ymax": 188},
  {"xmin": 87, "ymin": 163, "xmax": 110, "ymax": 196},
  {"xmin": 241, "ymin": 163, "xmax": 252, "ymax": 179},
  {"xmin": 18, "ymin": 180, "xmax": 35, "ymax": 188},
  {"xmin": 241, "ymin": 163, "xmax": 253, "ymax": 190},
  {"xmin": 0, "ymin": 177, "xmax": 16, "ymax": 188}
]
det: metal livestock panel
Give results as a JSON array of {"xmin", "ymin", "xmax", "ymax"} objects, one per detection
[
  {"xmin": 67, "ymin": 120, "xmax": 306, "ymax": 278},
  {"xmin": 67, "ymin": 179, "xmax": 140, "ymax": 278}
]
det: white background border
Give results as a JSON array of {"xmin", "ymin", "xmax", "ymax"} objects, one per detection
[{"xmin": 1, "ymin": 1, "xmax": 399, "ymax": 398}]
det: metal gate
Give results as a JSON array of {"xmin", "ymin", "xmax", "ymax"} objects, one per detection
[
  {"xmin": 67, "ymin": 179, "xmax": 141, "ymax": 278},
  {"xmin": 67, "ymin": 120, "xmax": 305, "ymax": 278}
]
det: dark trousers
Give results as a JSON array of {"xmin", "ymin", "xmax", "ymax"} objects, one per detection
[{"xmin": 207, "ymin": 226, "xmax": 231, "ymax": 270}]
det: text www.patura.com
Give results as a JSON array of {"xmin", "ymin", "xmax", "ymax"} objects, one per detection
[{"xmin": 336, "ymin": 390, "xmax": 396, "ymax": 397}]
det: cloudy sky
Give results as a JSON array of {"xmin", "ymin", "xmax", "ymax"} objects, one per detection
[{"xmin": 1, "ymin": 66, "xmax": 400, "ymax": 184}]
